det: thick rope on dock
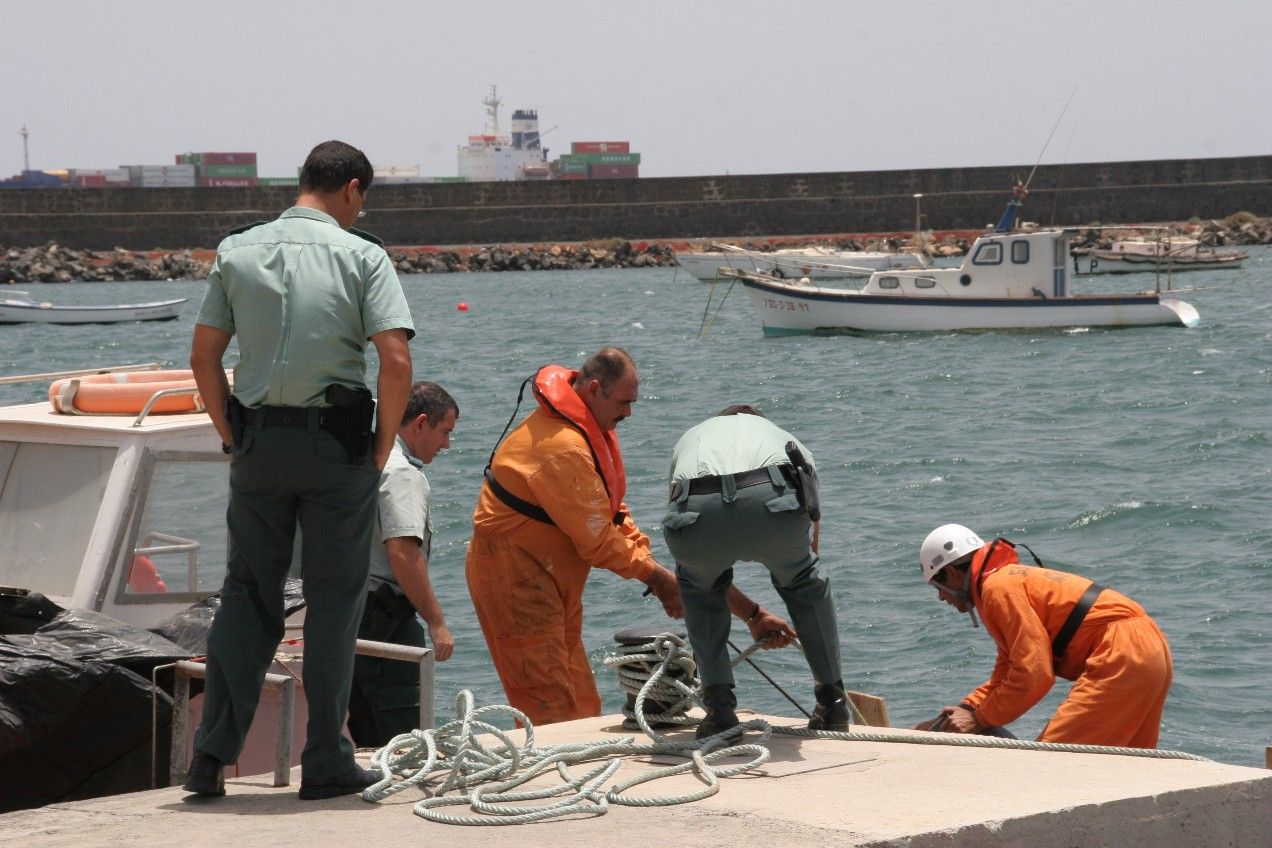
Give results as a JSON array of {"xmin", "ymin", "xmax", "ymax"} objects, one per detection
[{"xmin": 361, "ymin": 633, "xmax": 1207, "ymax": 826}]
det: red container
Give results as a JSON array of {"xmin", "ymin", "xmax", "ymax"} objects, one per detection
[
  {"xmin": 559, "ymin": 172, "xmax": 586, "ymax": 180},
  {"xmin": 202, "ymin": 152, "xmax": 258, "ymax": 165},
  {"xmin": 201, "ymin": 177, "xmax": 259, "ymax": 187},
  {"xmin": 587, "ymin": 164, "xmax": 639, "ymax": 179},
  {"xmin": 571, "ymin": 141, "xmax": 631, "ymax": 154},
  {"xmin": 73, "ymin": 175, "xmax": 109, "ymax": 188}
]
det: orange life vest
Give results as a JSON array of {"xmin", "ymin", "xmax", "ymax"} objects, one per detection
[{"xmin": 530, "ymin": 365, "xmax": 627, "ymax": 516}]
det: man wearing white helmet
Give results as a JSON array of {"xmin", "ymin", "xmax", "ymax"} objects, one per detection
[{"xmin": 917, "ymin": 523, "xmax": 1172, "ymax": 748}]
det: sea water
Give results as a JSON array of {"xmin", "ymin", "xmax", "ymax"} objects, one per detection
[{"xmin": 1, "ymin": 250, "xmax": 1268, "ymax": 766}]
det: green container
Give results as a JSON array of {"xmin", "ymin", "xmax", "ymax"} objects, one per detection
[
  {"xmin": 177, "ymin": 153, "xmax": 203, "ymax": 165},
  {"xmin": 257, "ymin": 177, "xmax": 300, "ymax": 186},
  {"xmin": 202, "ymin": 163, "xmax": 258, "ymax": 178},
  {"xmin": 433, "ymin": 176, "xmax": 469, "ymax": 183},
  {"xmin": 560, "ymin": 152, "xmax": 640, "ymax": 166}
]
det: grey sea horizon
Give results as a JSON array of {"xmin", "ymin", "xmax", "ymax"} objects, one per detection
[{"xmin": 1, "ymin": 251, "xmax": 1268, "ymax": 766}]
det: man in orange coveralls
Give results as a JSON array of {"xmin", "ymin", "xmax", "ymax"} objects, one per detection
[
  {"xmin": 918, "ymin": 523, "xmax": 1172, "ymax": 747},
  {"xmin": 467, "ymin": 347, "xmax": 794, "ymax": 725}
]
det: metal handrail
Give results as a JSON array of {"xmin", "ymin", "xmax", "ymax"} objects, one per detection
[{"xmin": 0, "ymin": 362, "xmax": 163, "ymax": 386}]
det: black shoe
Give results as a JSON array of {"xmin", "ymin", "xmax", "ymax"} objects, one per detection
[
  {"xmin": 696, "ymin": 683, "xmax": 741, "ymax": 740},
  {"xmin": 182, "ymin": 752, "xmax": 225, "ymax": 797},
  {"xmin": 808, "ymin": 680, "xmax": 851, "ymax": 732},
  {"xmin": 298, "ymin": 765, "xmax": 381, "ymax": 800}
]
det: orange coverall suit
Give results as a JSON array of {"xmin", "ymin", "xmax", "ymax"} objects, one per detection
[
  {"xmin": 962, "ymin": 542, "xmax": 1172, "ymax": 748},
  {"xmin": 465, "ymin": 405, "xmax": 658, "ymax": 725}
]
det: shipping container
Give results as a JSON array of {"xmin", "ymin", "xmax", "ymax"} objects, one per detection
[
  {"xmin": 204, "ymin": 152, "xmax": 256, "ymax": 165},
  {"xmin": 71, "ymin": 168, "xmax": 130, "ymax": 182},
  {"xmin": 571, "ymin": 141, "xmax": 631, "ymax": 154},
  {"xmin": 200, "ymin": 163, "xmax": 258, "ymax": 178},
  {"xmin": 587, "ymin": 164, "xmax": 640, "ymax": 179},
  {"xmin": 200, "ymin": 178, "xmax": 258, "ymax": 187},
  {"xmin": 257, "ymin": 177, "xmax": 300, "ymax": 187},
  {"xmin": 562, "ymin": 152, "xmax": 640, "ymax": 166},
  {"xmin": 374, "ymin": 164, "xmax": 422, "ymax": 177},
  {"xmin": 559, "ymin": 161, "xmax": 588, "ymax": 174},
  {"xmin": 433, "ymin": 176, "xmax": 469, "ymax": 183},
  {"xmin": 558, "ymin": 172, "xmax": 586, "ymax": 180},
  {"xmin": 73, "ymin": 175, "xmax": 109, "ymax": 188}
]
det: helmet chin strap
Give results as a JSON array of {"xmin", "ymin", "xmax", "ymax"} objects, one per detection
[{"xmin": 956, "ymin": 568, "xmax": 980, "ymax": 629}]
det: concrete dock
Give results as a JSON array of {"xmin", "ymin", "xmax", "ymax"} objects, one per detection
[{"xmin": 4, "ymin": 712, "xmax": 1270, "ymax": 848}]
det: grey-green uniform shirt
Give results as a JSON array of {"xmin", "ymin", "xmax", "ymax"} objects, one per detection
[
  {"xmin": 195, "ymin": 207, "xmax": 415, "ymax": 407},
  {"xmin": 669, "ymin": 414, "xmax": 814, "ymax": 486},
  {"xmin": 369, "ymin": 435, "xmax": 432, "ymax": 595}
]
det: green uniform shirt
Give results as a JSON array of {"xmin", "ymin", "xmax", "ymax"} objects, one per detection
[
  {"xmin": 195, "ymin": 206, "xmax": 415, "ymax": 407},
  {"xmin": 669, "ymin": 414, "xmax": 815, "ymax": 483},
  {"xmin": 368, "ymin": 435, "xmax": 432, "ymax": 595}
]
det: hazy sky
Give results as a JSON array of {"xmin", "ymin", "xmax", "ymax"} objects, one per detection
[{"xmin": 6, "ymin": 0, "xmax": 1269, "ymax": 180}]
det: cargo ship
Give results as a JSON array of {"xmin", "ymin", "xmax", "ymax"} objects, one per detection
[{"xmin": 456, "ymin": 85, "xmax": 550, "ymax": 181}]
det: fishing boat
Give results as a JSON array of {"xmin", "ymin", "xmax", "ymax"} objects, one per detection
[
  {"xmin": 1071, "ymin": 236, "xmax": 1247, "ymax": 274},
  {"xmin": 733, "ymin": 187, "xmax": 1200, "ymax": 334},
  {"xmin": 0, "ymin": 366, "xmax": 433, "ymax": 811},
  {"xmin": 676, "ymin": 243, "xmax": 929, "ymax": 283},
  {"xmin": 0, "ymin": 290, "xmax": 187, "ymax": 324}
]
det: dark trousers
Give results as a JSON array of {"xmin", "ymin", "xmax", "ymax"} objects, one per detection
[
  {"xmin": 348, "ymin": 587, "xmax": 427, "ymax": 747},
  {"xmin": 664, "ymin": 480, "xmax": 842, "ymax": 689},
  {"xmin": 194, "ymin": 423, "xmax": 378, "ymax": 781}
]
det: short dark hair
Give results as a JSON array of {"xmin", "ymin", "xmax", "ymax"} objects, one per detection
[
  {"xmin": 299, "ymin": 140, "xmax": 374, "ymax": 194},
  {"xmin": 401, "ymin": 381, "xmax": 458, "ymax": 426},
  {"xmin": 718, "ymin": 404, "xmax": 764, "ymax": 418},
  {"xmin": 575, "ymin": 347, "xmax": 635, "ymax": 391}
]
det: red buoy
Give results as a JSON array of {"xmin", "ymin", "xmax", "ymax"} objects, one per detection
[{"xmin": 457, "ymin": 302, "xmax": 469, "ymax": 312}]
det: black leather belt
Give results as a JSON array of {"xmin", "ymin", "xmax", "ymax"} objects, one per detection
[
  {"xmin": 686, "ymin": 466, "xmax": 775, "ymax": 496},
  {"xmin": 241, "ymin": 405, "xmax": 330, "ymax": 428}
]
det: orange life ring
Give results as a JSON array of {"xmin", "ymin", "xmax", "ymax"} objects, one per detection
[
  {"xmin": 128, "ymin": 554, "xmax": 169, "ymax": 593},
  {"xmin": 48, "ymin": 369, "xmax": 205, "ymax": 415}
]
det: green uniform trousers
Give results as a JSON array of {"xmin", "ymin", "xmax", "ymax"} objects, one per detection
[
  {"xmin": 194, "ymin": 422, "xmax": 378, "ymax": 781},
  {"xmin": 348, "ymin": 588, "xmax": 427, "ymax": 747},
  {"xmin": 663, "ymin": 474, "xmax": 842, "ymax": 688}
]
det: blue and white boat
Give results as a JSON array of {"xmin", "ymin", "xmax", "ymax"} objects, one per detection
[{"xmin": 736, "ymin": 189, "xmax": 1199, "ymax": 334}]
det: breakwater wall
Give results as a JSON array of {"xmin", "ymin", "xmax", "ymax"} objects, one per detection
[{"xmin": 1, "ymin": 155, "xmax": 1270, "ymax": 251}]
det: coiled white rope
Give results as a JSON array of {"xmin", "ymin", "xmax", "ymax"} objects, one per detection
[{"xmin": 361, "ymin": 632, "xmax": 1207, "ymax": 826}]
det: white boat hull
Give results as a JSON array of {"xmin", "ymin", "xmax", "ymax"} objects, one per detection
[
  {"xmin": 1072, "ymin": 253, "xmax": 1245, "ymax": 275},
  {"xmin": 0, "ymin": 298, "xmax": 187, "ymax": 324},
  {"xmin": 676, "ymin": 250, "xmax": 925, "ymax": 282},
  {"xmin": 741, "ymin": 276, "xmax": 1199, "ymax": 334}
]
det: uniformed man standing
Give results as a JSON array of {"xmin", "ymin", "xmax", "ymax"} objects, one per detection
[
  {"xmin": 185, "ymin": 140, "xmax": 414, "ymax": 800},
  {"xmin": 348, "ymin": 381, "xmax": 458, "ymax": 747}
]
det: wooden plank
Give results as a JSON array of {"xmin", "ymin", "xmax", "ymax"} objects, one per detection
[{"xmin": 847, "ymin": 691, "xmax": 890, "ymax": 728}]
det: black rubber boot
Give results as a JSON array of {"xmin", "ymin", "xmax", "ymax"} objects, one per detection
[
  {"xmin": 695, "ymin": 683, "xmax": 741, "ymax": 740},
  {"xmin": 807, "ymin": 680, "xmax": 851, "ymax": 732}
]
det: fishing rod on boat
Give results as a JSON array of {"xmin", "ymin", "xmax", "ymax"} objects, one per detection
[{"xmin": 1021, "ymin": 84, "xmax": 1079, "ymax": 194}]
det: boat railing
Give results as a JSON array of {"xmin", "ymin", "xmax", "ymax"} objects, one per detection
[
  {"xmin": 132, "ymin": 386, "xmax": 203, "ymax": 427},
  {"xmin": 0, "ymin": 362, "xmax": 164, "ymax": 386},
  {"xmin": 168, "ymin": 660, "xmax": 296, "ymax": 788},
  {"xmin": 135, "ymin": 531, "xmax": 201, "ymax": 592}
]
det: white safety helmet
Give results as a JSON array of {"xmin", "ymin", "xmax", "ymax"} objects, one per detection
[{"xmin": 919, "ymin": 524, "xmax": 985, "ymax": 584}]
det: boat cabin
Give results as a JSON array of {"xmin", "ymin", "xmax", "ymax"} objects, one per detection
[
  {"xmin": 0, "ymin": 402, "xmax": 229, "ymax": 628},
  {"xmin": 861, "ymin": 229, "xmax": 1072, "ymax": 300}
]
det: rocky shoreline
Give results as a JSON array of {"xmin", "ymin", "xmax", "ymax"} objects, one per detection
[{"xmin": 2, "ymin": 214, "xmax": 1268, "ymax": 284}]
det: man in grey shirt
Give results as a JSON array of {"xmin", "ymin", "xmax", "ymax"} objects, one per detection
[
  {"xmin": 663, "ymin": 404, "xmax": 849, "ymax": 738},
  {"xmin": 348, "ymin": 382, "xmax": 458, "ymax": 747}
]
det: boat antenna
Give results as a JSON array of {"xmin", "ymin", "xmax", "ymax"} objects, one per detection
[
  {"xmin": 1023, "ymin": 84, "xmax": 1078, "ymax": 193},
  {"xmin": 1050, "ymin": 120, "xmax": 1079, "ymax": 226},
  {"xmin": 994, "ymin": 85, "xmax": 1078, "ymax": 233}
]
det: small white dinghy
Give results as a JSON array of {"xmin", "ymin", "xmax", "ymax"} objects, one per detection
[
  {"xmin": 1071, "ymin": 236, "xmax": 1247, "ymax": 275},
  {"xmin": 676, "ymin": 243, "xmax": 929, "ymax": 283},
  {"xmin": 0, "ymin": 290, "xmax": 187, "ymax": 324},
  {"xmin": 733, "ymin": 187, "xmax": 1200, "ymax": 334}
]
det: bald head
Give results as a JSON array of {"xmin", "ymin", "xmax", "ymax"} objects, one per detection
[{"xmin": 573, "ymin": 347, "xmax": 638, "ymax": 430}]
